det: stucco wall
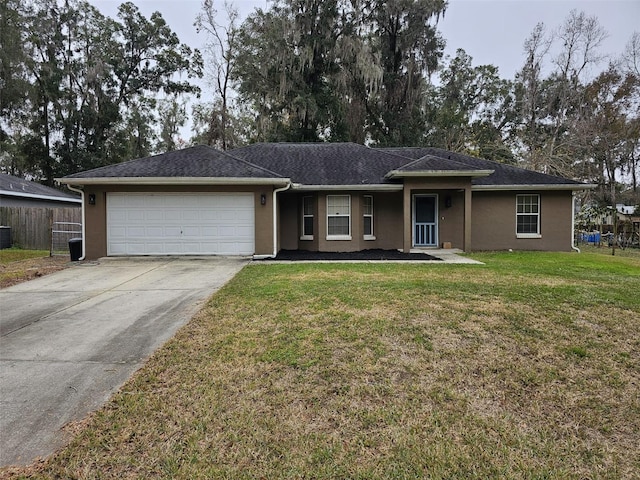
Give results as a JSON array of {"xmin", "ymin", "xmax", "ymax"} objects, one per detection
[
  {"xmin": 278, "ymin": 191, "xmax": 403, "ymax": 252},
  {"xmin": 471, "ymin": 190, "xmax": 573, "ymax": 251},
  {"xmin": 81, "ymin": 184, "xmax": 275, "ymax": 260},
  {"xmin": 402, "ymin": 178, "xmax": 471, "ymax": 252}
]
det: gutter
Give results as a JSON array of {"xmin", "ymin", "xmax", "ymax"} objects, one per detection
[
  {"xmin": 65, "ymin": 184, "xmax": 86, "ymax": 261},
  {"xmin": 472, "ymin": 184, "xmax": 598, "ymax": 191},
  {"xmin": 571, "ymin": 191, "xmax": 580, "ymax": 253},
  {"xmin": 291, "ymin": 184, "xmax": 403, "ymax": 191},
  {"xmin": 253, "ymin": 182, "xmax": 292, "ymax": 259},
  {"xmin": 56, "ymin": 177, "xmax": 290, "ymax": 186},
  {"xmin": 0, "ymin": 190, "xmax": 81, "ymax": 204}
]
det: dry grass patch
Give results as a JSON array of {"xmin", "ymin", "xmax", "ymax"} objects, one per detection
[
  {"xmin": 3, "ymin": 251, "xmax": 639, "ymax": 479},
  {"xmin": 0, "ymin": 250, "xmax": 68, "ymax": 288}
]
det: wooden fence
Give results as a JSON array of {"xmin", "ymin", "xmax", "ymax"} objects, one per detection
[{"xmin": 0, "ymin": 206, "xmax": 82, "ymax": 251}]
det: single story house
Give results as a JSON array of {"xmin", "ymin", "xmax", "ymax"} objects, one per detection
[
  {"xmin": 1, "ymin": 173, "xmax": 81, "ymax": 208},
  {"xmin": 58, "ymin": 143, "xmax": 592, "ymax": 260}
]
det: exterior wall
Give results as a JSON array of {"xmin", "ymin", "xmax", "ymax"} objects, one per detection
[
  {"xmin": 471, "ymin": 190, "xmax": 573, "ymax": 251},
  {"xmin": 402, "ymin": 178, "xmax": 471, "ymax": 252},
  {"xmin": 81, "ymin": 184, "xmax": 276, "ymax": 260},
  {"xmin": 278, "ymin": 191, "xmax": 403, "ymax": 252}
]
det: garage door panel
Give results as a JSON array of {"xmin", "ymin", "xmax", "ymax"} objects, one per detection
[{"xmin": 107, "ymin": 193, "xmax": 255, "ymax": 256}]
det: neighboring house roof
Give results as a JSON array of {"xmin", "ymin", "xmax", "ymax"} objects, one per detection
[
  {"xmin": 0, "ymin": 173, "xmax": 81, "ymax": 203},
  {"xmin": 59, "ymin": 143, "xmax": 590, "ymax": 191},
  {"xmin": 62, "ymin": 145, "xmax": 286, "ymax": 184},
  {"xmin": 616, "ymin": 204, "xmax": 637, "ymax": 215},
  {"xmin": 380, "ymin": 147, "xmax": 585, "ymax": 189}
]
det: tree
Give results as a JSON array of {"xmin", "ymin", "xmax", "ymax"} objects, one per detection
[
  {"xmin": 368, "ymin": 0, "xmax": 446, "ymax": 146},
  {"xmin": 0, "ymin": 0, "xmax": 202, "ymax": 183},
  {"xmin": 574, "ymin": 66, "xmax": 640, "ymax": 254},
  {"xmin": 513, "ymin": 11, "xmax": 608, "ymax": 178},
  {"xmin": 425, "ymin": 49, "xmax": 515, "ymax": 162},
  {"xmin": 195, "ymin": 0, "xmax": 240, "ymax": 150},
  {"xmin": 157, "ymin": 96, "xmax": 187, "ymax": 152}
]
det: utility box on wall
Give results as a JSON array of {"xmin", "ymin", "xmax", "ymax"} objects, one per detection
[{"xmin": 0, "ymin": 226, "xmax": 11, "ymax": 249}]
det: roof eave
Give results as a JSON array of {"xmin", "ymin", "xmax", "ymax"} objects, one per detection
[
  {"xmin": 0, "ymin": 189, "xmax": 81, "ymax": 203},
  {"xmin": 291, "ymin": 184, "xmax": 403, "ymax": 191},
  {"xmin": 472, "ymin": 183, "xmax": 597, "ymax": 191},
  {"xmin": 56, "ymin": 177, "xmax": 291, "ymax": 186},
  {"xmin": 386, "ymin": 169, "xmax": 494, "ymax": 179}
]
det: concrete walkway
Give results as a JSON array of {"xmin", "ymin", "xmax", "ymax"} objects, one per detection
[
  {"xmin": 0, "ymin": 256, "xmax": 247, "ymax": 467},
  {"xmin": 414, "ymin": 248, "xmax": 484, "ymax": 264}
]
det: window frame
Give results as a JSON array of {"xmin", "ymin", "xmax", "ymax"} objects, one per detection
[
  {"xmin": 363, "ymin": 195, "xmax": 375, "ymax": 240},
  {"xmin": 326, "ymin": 194, "xmax": 352, "ymax": 240},
  {"xmin": 516, "ymin": 194, "xmax": 542, "ymax": 238},
  {"xmin": 300, "ymin": 195, "xmax": 314, "ymax": 240}
]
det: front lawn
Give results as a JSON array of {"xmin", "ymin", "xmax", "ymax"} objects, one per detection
[{"xmin": 6, "ymin": 251, "xmax": 640, "ymax": 479}]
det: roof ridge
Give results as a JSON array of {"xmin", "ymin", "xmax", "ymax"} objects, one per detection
[{"xmin": 214, "ymin": 146, "xmax": 286, "ymax": 178}]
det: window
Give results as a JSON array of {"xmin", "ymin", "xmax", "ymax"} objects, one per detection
[
  {"xmin": 516, "ymin": 194, "xmax": 541, "ymax": 237},
  {"xmin": 301, "ymin": 196, "xmax": 314, "ymax": 240},
  {"xmin": 327, "ymin": 195, "xmax": 351, "ymax": 240},
  {"xmin": 363, "ymin": 195, "xmax": 375, "ymax": 240}
]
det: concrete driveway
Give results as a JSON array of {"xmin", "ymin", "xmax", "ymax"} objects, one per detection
[{"xmin": 0, "ymin": 256, "xmax": 247, "ymax": 467}]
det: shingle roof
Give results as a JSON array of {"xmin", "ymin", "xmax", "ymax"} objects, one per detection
[
  {"xmin": 380, "ymin": 147, "xmax": 583, "ymax": 186},
  {"xmin": 0, "ymin": 173, "xmax": 80, "ymax": 200},
  {"xmin": 63, "ymin": 145, "xmax": 284, "ymax": 180},
  {"xmin": 388, "ymin": 154, "xmax": 488, "ymax": 173},
  {"xmin": 60, "ymin": 143, "xmax": 585, "ymax": 189},
  {"xmin": 228, "ymin": 143, "xmax": 409, "ymax": 185}
]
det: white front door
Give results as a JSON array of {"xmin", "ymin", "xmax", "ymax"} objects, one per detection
[
  {"xmin": 413, "ymin": 194, "xmax": 438, "ymax": 247},
  {"xmin": 107, "ymin": 192, "xmax": 255, "ymax": 256}
]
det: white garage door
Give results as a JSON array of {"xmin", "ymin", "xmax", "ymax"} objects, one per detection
[{"xmin": 107, "ymin": 193, "xmax": 255, "ymax": 256}]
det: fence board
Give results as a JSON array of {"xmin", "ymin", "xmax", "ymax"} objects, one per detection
[{"xmin": 0, "ymin": 206, "xmax": 82, "ymax": 251}]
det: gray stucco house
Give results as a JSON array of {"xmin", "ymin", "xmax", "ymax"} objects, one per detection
[{"xmin": 58, "ymin": 143, "xmax": 591, "ymax": 259}]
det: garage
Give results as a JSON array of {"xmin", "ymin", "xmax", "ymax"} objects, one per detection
[{"xmin": 107, "ymin": 193, "xmax": 255, "ymax": 256}]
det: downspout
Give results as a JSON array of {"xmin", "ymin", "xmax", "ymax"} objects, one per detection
[
  {"xmin": 271, "ymin": 182, "xmax": 291, "ymax": 258},
  {"xmin": 571, "ymin": 191, "xmax": 580, "ymax": 253},
  {"xmin": 66, "ymin": 184, "xmax": 86, "ymax": 260}
]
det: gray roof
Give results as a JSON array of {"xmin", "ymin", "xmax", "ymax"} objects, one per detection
[
  {"xmin": 61, "ymin": 143, "xmax": 585, "ymax": 189},
  {"xmin": 380, "ymin": 147, "xmax": 583, "ymax": 186},
  {"xmin": 0, "ymin": 173, "xmax": 80, "ymax": 201},
  {"xmin": 388, "ymin": 154, "xmax": 485, "ymax": 173},
  {"xmin": 228, "ymin": 143, "xmax": 409, "ymax": 185},
  {"xmin": 63, "ymin": 145, "xmax": 284, "ymax": 180}
]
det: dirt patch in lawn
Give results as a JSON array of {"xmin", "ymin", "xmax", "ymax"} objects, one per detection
[{"xmin": 0, "ymin": 256, "xmax": 70, "ymax": 289}]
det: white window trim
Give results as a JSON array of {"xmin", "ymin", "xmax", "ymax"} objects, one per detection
[
  {"xmin": 300, "ymin": 196, "xmax": 314, "ymax": 240},
  {"xmin": 516, "ymin": 194, "xmax": 541, "ymax": 239},
  {"xmin": 363, "ymin": 195, "xmax": 375, "ymax": 240},
  {"xmin": 326, "ymin": 194, "xmax": 352, "ymax": 240}
]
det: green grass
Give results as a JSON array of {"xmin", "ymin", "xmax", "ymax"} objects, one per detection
[
  {"xmin": 0, "ymin": 249, "xmax": 50, "ymax": 265},
  {"xmin": 4, "ymin": 250, "xmax": 640, "ymax": 479}
]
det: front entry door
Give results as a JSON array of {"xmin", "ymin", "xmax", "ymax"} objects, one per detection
[{"xmin": 413, "ymin": 195, "xmax": 438, "ymax": 247}]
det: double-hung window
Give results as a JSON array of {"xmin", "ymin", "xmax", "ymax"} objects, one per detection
[
  {"xmin": 516, "ymin": 194, "xmax": 541, "ymax": 237},
  {"xmin": 363, "ymin": 195, "xmax": 375, "ymax": 240},
  {"xmin": 301, "ymin": 196, "xmax": 314, "ymax": 240},
  {"xmin": 327, "ymin": 195, "xmax": 351, "ymax": 240}
]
